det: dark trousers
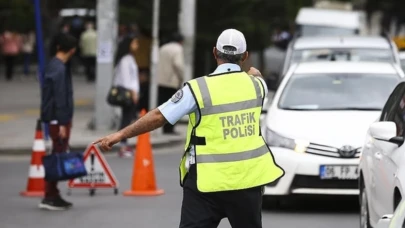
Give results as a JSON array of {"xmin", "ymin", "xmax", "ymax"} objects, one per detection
[
  {"xmin": 120, "ymin": 104, "xmax": 137, "ymax": 144},
  {"xmin": 23, "ymin": 53, "xmax": 32, "ymax": 76},
  {"xmin": 82, "ymin": 56, "xmax": 96, "ymax": 82},
  {"xmin": 4, "ymin": 55, "xmax": 15, "ymax": 81},
  {"xmin": 158, "ymin": 86, "xmax": 177, "ymax": 133},
  {"xmin": 44, "ymin": 122, "xmax": 72, "ymax": 199},
  {"xmin": 180, "ymin": 165, "xmax": 263, "ymax": 228}
]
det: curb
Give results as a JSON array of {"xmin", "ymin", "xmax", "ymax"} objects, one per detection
[{"xmin": 0, "ymin": 139, "xmax": 185, "ymax": 156}]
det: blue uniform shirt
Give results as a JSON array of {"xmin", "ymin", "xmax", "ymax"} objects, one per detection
[{"xmin": 158, "ymin": 63, "xmax": 268, "ymax": 166}]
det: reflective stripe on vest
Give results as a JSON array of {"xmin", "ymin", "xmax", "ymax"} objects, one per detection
[
  {"xmin": 196, "ymin": 144, "xmax": 268, "ymax": 163},
  {"xmin": 196, "ymin": 76, "xmax": 263, "ymax": 115}
]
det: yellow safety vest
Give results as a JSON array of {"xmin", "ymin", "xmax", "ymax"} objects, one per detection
[{"xmin": 179, "ymin": 71, "xmax": 285, "ymax": 192}]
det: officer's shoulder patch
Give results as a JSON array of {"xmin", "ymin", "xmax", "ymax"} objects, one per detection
[{"xmin": 171, "ymin": 89, "xmax": 183, "ymax": 103}]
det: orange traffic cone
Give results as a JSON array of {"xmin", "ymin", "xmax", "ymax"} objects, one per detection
[
  {"xmin": 20, "ymin": 119, "xmax": 46, "ymax": 197},
  {"xmin": 123, "ymin": 109, "xmax": 165, "ymax": 196}
]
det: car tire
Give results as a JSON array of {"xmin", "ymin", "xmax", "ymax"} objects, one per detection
[
  {"xmin": 360, "ymin": 183, "xmax": 372, "ymax": 228},
  {"xmin": 394, "ymin": 192, "xmax": 401, "ymax": 211}
]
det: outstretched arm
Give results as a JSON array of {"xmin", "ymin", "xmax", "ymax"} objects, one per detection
[
  {"xmin": 94, "ymin": 85, "xmax": 197, "ymax": 152},
  {"xmin": 94, "ymin": 108, "xmax": 167, "ymax": 151},
  {"xmin": 120, "ymin": 108, "xmax": 167, "ymax": 139}
]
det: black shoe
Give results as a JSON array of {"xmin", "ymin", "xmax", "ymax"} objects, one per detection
[
  {"xmin": 57, "ymin": 197, "xmax": 73, "ymax": 208},
  {"xmin": 38, "ymin": 198, "xmax": 70, "ymax": 211}
]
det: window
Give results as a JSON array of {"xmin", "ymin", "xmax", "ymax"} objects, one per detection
[
  {"xmin": 384, "ymin": 82, "xmax": 405, "ymax": 136},
  {"xmin": 291, "ymin": 48, "xmax": 395, "ymax": 65},
  {"xmin": 299, "ymin": 25, "xmax": 356, "ymax": 36},
  {"xmin": 381, "ymin": 82, "xmax": 405, "ymax": 121},
  {"xmin": 278, "ymin": 73, "xmax": 400, "ymax": 111}
]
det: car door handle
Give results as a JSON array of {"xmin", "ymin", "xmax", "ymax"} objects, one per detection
[{"xmin": 374, "ymin": 152, "xmax": 383, "ymax": 160}]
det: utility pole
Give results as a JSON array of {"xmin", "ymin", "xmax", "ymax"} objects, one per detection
[
  {"xmin": 179, "ymin": 0, "xmax": 196, "ymax": 82},
  {"xmin": 148, "ymin": 0, "xmax": 160, "ymax": 112},
  {"xmin": 94, "ymin": 0, "xmax": 118, "ymax": 130},
  {"xmin": 33, "ymin": 0, "xmax": 49, "ymax": 140}
]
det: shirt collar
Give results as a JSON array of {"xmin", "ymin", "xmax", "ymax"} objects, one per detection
[{"xmin": 210, "ymin": 63, "xmax": 241, "ymax": 75}]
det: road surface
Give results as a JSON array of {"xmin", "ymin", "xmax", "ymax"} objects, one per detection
[{"xmin": 0, "ymin": 144, "xmax": 359, "ymax": 228}]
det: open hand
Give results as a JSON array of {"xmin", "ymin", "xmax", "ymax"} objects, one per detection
[
  {"xmin": 93, "ymin": 132, "xmax": 124, "ymax": 151},
  {"xmin": 247, "ymin": 67, "xmax": 262, "ymax": 77},
  {"xmin": 59, "ymin": 125, "xmax": 67, "ymax": 139}
]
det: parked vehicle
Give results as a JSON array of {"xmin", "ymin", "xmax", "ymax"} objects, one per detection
[
  {"xmin": 281, "ymin": 35, "xmax": 402, "ymax": 79},
  {"xmin": 359, "ymin": 80, "xmax": 405, "ymax": 228},
  {"xmin": 262, "ymin": 61, "xmax": 403, "ymax": 208},
  {"xmin": 295, "ymin": 7, "xmax": 363, "ymax": 37},
  {"xmin": 375, "ymin": 199, "xmax": 405, "ymax": 228}
]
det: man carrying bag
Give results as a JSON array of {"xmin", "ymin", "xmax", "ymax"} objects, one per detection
[{"xmin": 40, "ymin": 33, "xmax": 83, "ymax": 211}]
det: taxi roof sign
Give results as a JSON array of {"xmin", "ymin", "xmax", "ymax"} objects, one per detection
[{"xmin": 393, "ymin": 36, "xmax": 405, "ymax": 50}]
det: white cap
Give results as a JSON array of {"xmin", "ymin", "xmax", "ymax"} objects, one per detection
[{"xmin": 216, "ymin": 29, "xmax": 247, "ymax": 55}]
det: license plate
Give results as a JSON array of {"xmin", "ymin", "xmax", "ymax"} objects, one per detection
[{"xmin": 319, "ymin": 165, "xmax": 359, "ymax": 180}]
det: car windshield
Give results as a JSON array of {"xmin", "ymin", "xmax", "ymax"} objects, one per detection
[
  {"xmin": 278, "ymin": 73, "xmax": 400, "ymax": 110},
  {"xmin": 300, "ymin": 25, "xmax": 356, "ymax": 36},
  {"xmin": 291, "ymin": 49, "xmax": 394, "ymax": 65}
]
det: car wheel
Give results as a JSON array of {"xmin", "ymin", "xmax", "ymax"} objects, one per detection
[{"xmin": 360, "ymin": 184, "xmax": 372, "ymax": 228}]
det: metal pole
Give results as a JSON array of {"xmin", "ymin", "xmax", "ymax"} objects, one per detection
[
  {"xmin": 33, "ymin": 0, "xmax": 49, "ymax": 140},
  {"xmin": 179, "ymin": 0, "xmax": 196, "ymax": 82},
  {"xmin": 148, "ymin": 0, "xmax": 160, "ymax": 112},
  {"xmin": 94, "ymin": 0, "xmax": 118, "ymax": 130}
]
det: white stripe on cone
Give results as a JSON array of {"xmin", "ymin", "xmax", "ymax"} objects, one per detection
[
  {"xmin": 32, "ymin": 139, "xmax": 45, "ymax": 152},
  {"xmin": 28, "ymin": 165, "xmax": 45, "ymax": 178}
]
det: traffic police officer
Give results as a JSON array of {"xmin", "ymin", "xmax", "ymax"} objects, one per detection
[{"xmin": 95, "ymin": 28, "xmax": 285, "ymax": 228}]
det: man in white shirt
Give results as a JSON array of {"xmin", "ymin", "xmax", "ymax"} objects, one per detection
[
  {"xmin": 80, "ymin": 22, "xmax": 97, "ymax": 82},
  {"xmin": 156, "ymin": 33, "xmax": 185, "ymax": 134}
]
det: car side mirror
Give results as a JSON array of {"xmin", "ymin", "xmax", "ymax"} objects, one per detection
[{"xmin": 370, "ymin": 122, "xmax": 404, "ymax": 146}]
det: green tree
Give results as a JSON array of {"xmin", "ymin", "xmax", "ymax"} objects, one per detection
[{"xmin": 0, "ymin": 0, "xmax": 35, "ymax": 31}]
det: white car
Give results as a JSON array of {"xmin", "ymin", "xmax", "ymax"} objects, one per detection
[
  {"xmin": 281, "ymin": 36, "xmax": 401, "ymax": 77},
  {"xmin": 359, "ymin": 80, "xmax": 405, "ymax": 228},
  {"xmin": 376, "ymin": 200, "xmax": 405, "ymax": 228},
  {"xmin": 375, "ymin": 199, "xmax": 405, "ymax": 228},
  {"xmin": 400, "ymin": 51, "xmax": 405, "ymax": 72},
  {"xmin": 262, "ymin": 61, "xmax": 403, "ymax": 206},
  {"xmin": 295, "ymin": 7, "xmax": 363, "ymax": 37}
]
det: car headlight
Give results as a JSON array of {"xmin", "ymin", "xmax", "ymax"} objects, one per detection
[{"xmin": 265, "ymin": 128, "xmax": 309, "ymax": 153}]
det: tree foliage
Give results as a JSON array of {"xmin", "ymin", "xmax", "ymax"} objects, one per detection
[{"xmin": 0, "ymin": 0, "xmax": 35, "ymax": 31}]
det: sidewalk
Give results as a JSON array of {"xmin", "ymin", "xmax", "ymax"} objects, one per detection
[{"xmin": 0, "ymin": 75, "xmax": 187, "ymax": 155}]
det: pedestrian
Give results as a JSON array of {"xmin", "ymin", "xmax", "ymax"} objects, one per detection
[
  {"xmin": 157, "ymin": 32, "xmax": 184, "ymax": 135},
  {"xmin": 112, "ymin": 35, "xmax": 141, "ymax": 158},
  {"xmin": 39, "ymin": 33, "xmax": 77, "ymax": 210},
  {"xmin": 21, "ymin": 29, "xmax": 36, "ymax": 77},
  {"xmin": 49, "ymin": 23, "xmax": 72, "ymax": 75},
  {"xmin": 94, "ymin": 28, "xmax": 285, "ymax": 228},
  {"xmin": 49, "ymin": 23, "xmax": 70, "ymax": 57},
  {"xmin": 80, "ymin": 22, "xmax": 97, "ymax": 82},
  {"xmin": 0, "ymin": 29, "xmax": 21, "ymax": 81}
]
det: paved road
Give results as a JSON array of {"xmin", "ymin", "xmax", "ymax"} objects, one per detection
[{"xmin": 0, "ymin": 144, "xmax": 359, "ymax": 228}]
